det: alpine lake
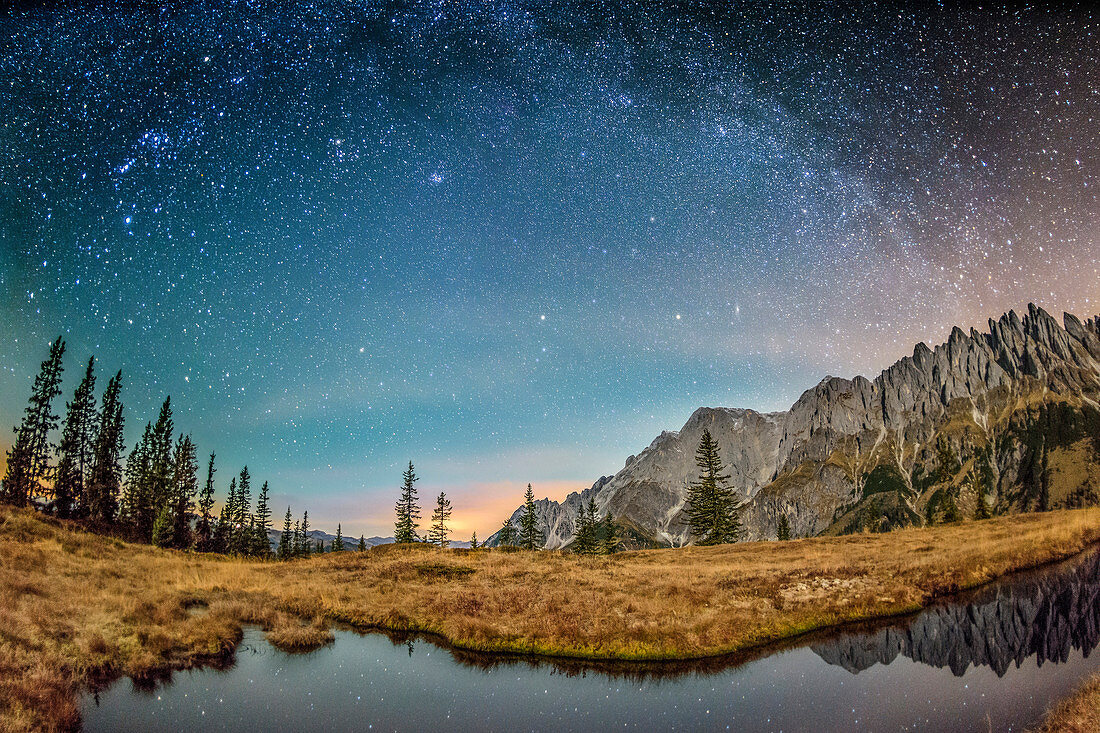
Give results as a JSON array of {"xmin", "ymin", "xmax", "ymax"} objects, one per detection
[{"xmin": 82, "ymin": 549, "xmax": 1100, "ymax": 732}]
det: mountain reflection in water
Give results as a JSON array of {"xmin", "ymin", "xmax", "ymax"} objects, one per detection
[{"xmin": 812, "ymin": 551, "xmax": 1100, "ymax": 677}]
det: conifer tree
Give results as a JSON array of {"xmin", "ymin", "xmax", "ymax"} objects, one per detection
[
  {"xmin": 87, "ymin": 371, "xmax": 124, "ymax": 523},
  {"xmin": 470, "ymin": 531, "xmax": 478, "ymax": 549},
  {"xmin": 358, "ymin": 534, "xmax": 366, "ymax": 552},
  {"xmin": 252, "ymin": 481, "xmax": 272, "ymax": 557},
  {"xmin": 299, "ymin": 511, "xmax": 311, "ymax": 558},
  {"xmin": 333, "ymin": 523, "xmax": 344, "ymax": 552},
  {"xmin": 686, "ymin": 429, "xmax": 741, "ymax": 545},
  {"xmin": 316, "ymin": 539, "xmax": 324, "ymax": 554},
  {"xmin": 600, "ymin": 513, "xmax": 618, "ymax": 554},
  {"xmin": 586, "ymin": 497, "xmax": 598, "ymax": 546},
  {"xmin": 232, "ymin": 467, "xmax": 251, "ymax": 554},
  {"xmin": 519, "ymin": 483, "xmax": 540, "ymax": 550},
  {"xmin": 394, "ymin": 461, "xmax": 421, "ymax": 543},
  {"xmin": 212, "ymin": 476, "xmax": 236, "ymax": 553},
  {"xmin": 53, "ymin": 357, "xmax": 97, "ymax": 518},
  {"xmin": 279, "ymin": 506, "xmax": 293, "ymax": 559},
  {"xmin": 70, "ymin": 356, "xmax": 99, "ymax": 509},
  {"xmin": 147, "ymin": 398, "xmax": 175, "ymax": 530},
  {"xmin": 151, "ymin": 502, "xmax": 174, "ymax": 548},
  {"xmin": 497, "ymin": 520, "xmax": 518, "ymax": 547},
  {"xmin": 121, "ymin": 422, "xmax": 153, "ymax": 532},
  {"xmin": 195, "ymin": 452, "xmax": 217, "ymax": 551},
  {"xmin": 121, "ymin": 400, "xmax": 173, "ymax": 542},
  {"xmin": 169, "ymin": 435, "xmax": 198, "ymax": 549},
  {"xmin": 291, "ymin": 519, "xmax": 302, "ymax": 557},
  {"xmin": 573, "ymin": 498, "xmax": 599, "ymax": 555},
  {"xmin": 776, "ymin": 514, "xmax": 792, "ymax": 541},
  {"xmin": 2, "ymin": 337, "xmax": 65, "ymax": 507},
  {"xmin": 224, "ymin": 476, "xmax": 239, "ymax": 528},
  {"xmin": 428, "ymin": 491, "xmax": 452, "ymax": 548},
  {"xmin": 0, "ymin": 447, "xmax": 31, "ymax": 511}
]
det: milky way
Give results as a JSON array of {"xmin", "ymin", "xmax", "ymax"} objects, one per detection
[{"xmin": 2, "ymin": 3, "xmax": 1098, "ymax": 536}]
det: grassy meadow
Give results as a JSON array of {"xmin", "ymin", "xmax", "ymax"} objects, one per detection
[{"xmin": 4, "ymin": 505, "xmax": 1100, "ymax": 731}]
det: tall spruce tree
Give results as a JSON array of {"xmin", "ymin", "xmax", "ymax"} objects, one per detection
[
  {"xmin": 299, "ymin": 511, "xmax": 311, "ymax": 558},
  {"xmin": 469, "ymin": 531, "xmax": 478, "ymax": 549},
  {"xmin": 146, "ymin": 398, "xmax": 175, "ymax": 536},
  {"xmin": 211, "ymin": 476, "xmax": 236, "ymax": 554},
  {"xmin": 519, "ymin": 483, "xmax": 540, "ymax": 550},
  {"xmin": 195, "ymin": 452, "xmax": 217, "ymax": 551},
  {"xmin": 232, "ymin": 467, "xmax": 252, "ymax": 555},
  {"xmin": 252, "ymin": 481, "xmax": 272, "ymax": 557},
  {"xmin": 776, "ymin": 514, "xmax": 792, "ymax": 541},
  {"xmin": 2, "ymin": 337, "xmax": 65, "ymax": 507},
  {"xmin": 357, "ymin": 534, "xmax": 366, "ymax": 552},
  {"xmin": 291, "ymin": 519, "xmax": 302, "ymax": 557},
  {"xmin": 1, "ymin": 443, "xmax": 31, "ymax": 510},
  {"xmin": 333, "ymin": 523, "xmax": 344, "ymax": 552},
  {"xmin": 497, "ymin": 520, "xmax": 517, "ymax": 547},
  {"xmin": 600, "ymin": 512, "xmax": 618, "ymax": 554},
  {"xmin": 53, "ymin": 357, "xmax": 97, "ymax": 518},
  {"xmin": 87, "ymin": 371, "xmax": 124, "ymax": 523},
  {"xmin": 586, "ymin": 497, "xmax": 598, "ymax": 548},
  {"xmin": 686, "ymin": 429, "xmax": 741, "ymax": 545},
  {"xmin": 393, "ymin": 461, "xmax": 421, "ymax": 543},
  {"xmin": 169, "ymin": 435, "xmax": 198, "ymax": 549},
  {"xmin": 121, "ymin": 422, "xmax": 153, "ymax": 531},
  {"xmin": 573, "ymin": 498, "xmax": 599, "ymax": 555},
  {"xmin": 151, "ymin": 502, "xmax": 174, "ymax": 548},
  {"xmin": 278, "ymin": 506, "xmax": 293, "ymax": 559},
  {"xmin": 428, "ymin": 491, "xmax": 452, "ymax": 548}
]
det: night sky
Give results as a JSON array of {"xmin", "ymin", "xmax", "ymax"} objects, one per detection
[{"xmin": 2, "ymin": 3, "xmax": 1098, "ymax": 539}]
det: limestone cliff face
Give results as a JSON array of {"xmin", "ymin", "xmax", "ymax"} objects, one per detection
[
  {"xmin": 489, "ymin": 306, "xmax": 1100, "ymax": 548},
  {"xmin": 777, "ymin": 305, "xmax": 1100, "ymax": 475}
]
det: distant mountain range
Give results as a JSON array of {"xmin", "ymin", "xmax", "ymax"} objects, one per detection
[
  {"xmin": 266, "ymin": 529, "xmax": 471, "ymax": 552},
  {"xmin": 488, "ymin": 305, "xmax": 1100, "ymax": 548}
]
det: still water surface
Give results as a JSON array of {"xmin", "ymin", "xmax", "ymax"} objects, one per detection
[{"xmin": 82, "ymin": 550, "xmax": 1100, "ymax": 732}]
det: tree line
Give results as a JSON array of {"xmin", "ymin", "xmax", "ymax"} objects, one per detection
[
  {"xmin": 5, "ymin": 339, "xmax": 754, "ymax": 559},
  {"xmin": 0, "ymin": 337, "xmax": 340, "ymax": 559}
]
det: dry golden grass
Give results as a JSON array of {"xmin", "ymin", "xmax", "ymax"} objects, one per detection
[
  {"xmin": 264, "ymin": 613, "xmax": 334, "ymax": 652},
  {"xmin": 1032, "ymin": 673, "xmax": 1100, "ymax": 732},
  {"xmin": 4, "ymin": 505, "xmax": 1100, "ymax": 731}
]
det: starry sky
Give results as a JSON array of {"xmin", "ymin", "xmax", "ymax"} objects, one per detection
[{"xmin": 2, "ymin": 2, "xmax": 1098, "ymax": 539}]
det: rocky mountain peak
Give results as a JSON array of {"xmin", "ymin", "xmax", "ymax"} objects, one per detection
[{"xmin": 489, "ymin": 306, "xmax": 1100, "ymax": 549}]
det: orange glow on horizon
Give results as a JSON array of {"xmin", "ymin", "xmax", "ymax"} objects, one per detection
[{"xmin": 331, "ymin": 479, "xmax": 587, "ymax": 542}]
